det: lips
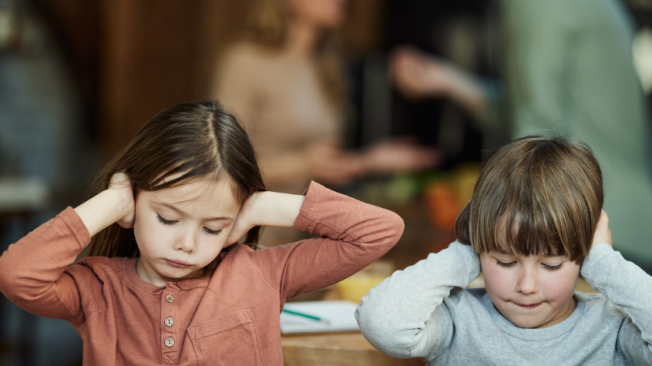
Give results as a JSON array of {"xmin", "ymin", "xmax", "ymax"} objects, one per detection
[
  {"xmin": 166, "ymin": 259, "xmax": 192, "ymax": 268},
  {"xmin": 513, "ymin": 301, "xmax": 542, "ymax": 309}
]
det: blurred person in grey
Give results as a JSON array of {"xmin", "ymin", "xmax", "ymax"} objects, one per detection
[
  {"xmin": 213, "ymin": 0, "xmax": 438, "ymax": 196},
  {"xmin": 391, "ymin": 0, "xmax": 652, "ymax": 272}
]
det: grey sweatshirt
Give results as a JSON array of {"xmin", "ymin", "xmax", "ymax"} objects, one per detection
[{"xmin": 355, "ymin": 242, "xmax": 652, "ymax": 365}]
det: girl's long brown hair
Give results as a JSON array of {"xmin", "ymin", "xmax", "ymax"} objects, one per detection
[
  {"xmin": 455, "ymin": 136, "xmax": 603, "ymax": 264},
  {"xmin": 87, "ymin": 100, "xmax": 266, "ymax": 258}
]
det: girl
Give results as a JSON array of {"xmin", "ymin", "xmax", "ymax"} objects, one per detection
[
  {"xmin": 356, "ymin": 136, "xmax": 652, "ymax": 365},
  {"xmin": 0, "ymin": 100, "xmax": 404, "ymax": 365}
]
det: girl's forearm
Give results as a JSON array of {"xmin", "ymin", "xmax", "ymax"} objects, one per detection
[
  {"xmin": 74, "ymin": 189, "xmax": 132, "ymax": 237},
  {"xmin": 251, "ymin": 191, "xmax": 305, "ymax": 228}
]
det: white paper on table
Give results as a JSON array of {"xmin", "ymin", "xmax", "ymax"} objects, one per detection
[{"xmin": 280, "ymin": 300, "xmax": 360, "ymax": 334}]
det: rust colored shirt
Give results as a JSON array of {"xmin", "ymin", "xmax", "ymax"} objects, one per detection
[{"xmin": 0, "ymin": 182, "xmax": 404, "ymax": 365}]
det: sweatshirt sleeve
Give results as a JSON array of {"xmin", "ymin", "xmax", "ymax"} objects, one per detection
[
  {"xmin": 0, "ymin": 207, "xmax": 89, "ymax": 324},
  {"xmin": 581, "ymin": 243, "xmax": 652, "ymax": 365},
  {"xmin": 251, "ymin": 181, "xmax": 404, "ymax": 301},
  {"xmin": 355, "ymin": 241, "xmax": 480, "ymax": 359}
]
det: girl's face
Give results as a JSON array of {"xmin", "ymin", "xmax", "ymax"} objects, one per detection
[
  {"xmin": 287, "ymin": 0, "xmax": 348, "ymax": 29},
  {"xmin": 133, "ymin": 176, "xmax": 241, "ymax": 286},
  {"xmin": 480, "ymin": 251, "xmax": 580, "ymax": 329}
]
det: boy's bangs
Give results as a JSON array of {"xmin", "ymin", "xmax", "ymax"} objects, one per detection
[
  {"xmin": 481, "ymin": 205, "xmax": 568, "ymax": 258},
  {"xmin": 457, "ymin": 136, "xmax": 601, "ymax": 264}
]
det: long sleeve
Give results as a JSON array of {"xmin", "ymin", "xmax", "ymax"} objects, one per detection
[
  {"xmin": 0, "ymin": 207, "xmax": 89, "ymax": 323},
  {"xmin": 581, "ymin": 243, "xmax": 652, "ymax": 365},
  {"xmin": 251, "ymin": 181, "xmax": 404, "ymax": 301},
  {"xmin": 355, "ymin": 241, "xmax": 480, "ymax": 359}
]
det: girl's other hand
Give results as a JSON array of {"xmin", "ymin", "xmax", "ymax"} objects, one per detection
[
  {"xmin": 108, "ymin": 172, "xmax": 135, "ymax": 229},
  {"xmin": 226, "ymin": 191, "xmax": 305, "ymax": 245},
  {"xmin": 591, "ymin": 210, "xmax": 612, "ymax": 248}
]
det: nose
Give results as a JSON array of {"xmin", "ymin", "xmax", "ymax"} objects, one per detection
[
  {"xmin": 515, "ymin": 267, "xmax": 539, "ymax": 295},
  {"xmin": 174, "ymin": 228, "xmax": 197, "ymax": 253}
]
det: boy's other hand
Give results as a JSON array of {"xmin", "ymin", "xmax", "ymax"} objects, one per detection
[{"xmin": 591, "ymin": 210, "xmax": 612, "ymax": 248}]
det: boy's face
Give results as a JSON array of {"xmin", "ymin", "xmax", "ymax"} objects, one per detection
[
  {"xmin": 480, "ymin": 251, "xmax": 580, "ymax": 328},
  {"xmin": 133, "ymin": 176, "xmax": 242, "ymax": 286}
]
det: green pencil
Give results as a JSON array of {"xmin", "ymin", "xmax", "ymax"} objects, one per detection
[{"xmin": 282, "ymin": 308, "xmax": 331, "ymax": 324}]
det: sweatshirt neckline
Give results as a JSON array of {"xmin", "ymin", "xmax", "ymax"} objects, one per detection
[{"xmin": 483, "ymin": 292, "xmax": 586, "ymax": 341}]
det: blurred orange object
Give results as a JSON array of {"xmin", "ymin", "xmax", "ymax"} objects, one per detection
[{"xmin": 424, "ymin": 181, "xmax": 463, "ymax": 231}]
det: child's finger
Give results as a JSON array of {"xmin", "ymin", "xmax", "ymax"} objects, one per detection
[
  {"xmin": 109, "ymin": 171, "xmax": 131, "ymax": 189},
  {"xmin": 591, "ymin": 210, "xmax": 612, "ymax": 248}
]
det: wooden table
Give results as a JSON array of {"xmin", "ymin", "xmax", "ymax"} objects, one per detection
[{"xmin": 282, "ymin": 332, "xmax": 424, "ymax": 366}]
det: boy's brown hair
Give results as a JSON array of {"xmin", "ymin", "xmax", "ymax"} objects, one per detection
[{"xmin": 455, "ymin": 136, "xmax": 603, "ymax": 263}]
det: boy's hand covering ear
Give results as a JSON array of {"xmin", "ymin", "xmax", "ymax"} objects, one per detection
[{"xmin": 591, "ymin": 210, "xmax": 612, "ymax": 248}]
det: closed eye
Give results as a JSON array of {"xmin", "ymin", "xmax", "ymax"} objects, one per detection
[
  {"xmin": 496, "ymin": 260, "xmax": 516, "ymax": 268},
  {"xmin": 203, "ymin": 227, "xmax": 222, "ymax": 236},
  {"xmin": 543, "ymin": 263, "xmax": 563, "ymax": 271},
  {"xmin": 157, "ymin": 214, "xmax": 177, "ymax": 225}
]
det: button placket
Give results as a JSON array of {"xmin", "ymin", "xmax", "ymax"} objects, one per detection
[{"xmin": 161, "ymin": 287, "xmax": 178, "ymax": 358}]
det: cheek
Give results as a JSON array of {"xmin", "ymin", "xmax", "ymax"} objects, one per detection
[
  {"xmin": 540, "ymin": 267, "xmax": 579, "ymax": 302},
  {"xmin": 133, "ymin": 209, "xmax": 163, "ymax": 253},
  {"xmin": 481, "ymin": 259, "xmax": 513, "ymax": 299},
  {"xmin": 194, "ymin": 238, "xmax": 226, "ymax": 267}
]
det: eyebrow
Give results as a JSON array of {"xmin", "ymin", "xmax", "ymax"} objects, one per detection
[{"xmin": 154, "ymin": 202, "xmax": 234, "ymax": 222}]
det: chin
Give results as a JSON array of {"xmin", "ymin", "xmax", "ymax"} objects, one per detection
[
  {"xmin": 507, "ymin": 316, "xmax": 544, "ymax": 329},
  {"xmin": 158, "ymin": 266, "xmax": 194, "ymax": 279}
]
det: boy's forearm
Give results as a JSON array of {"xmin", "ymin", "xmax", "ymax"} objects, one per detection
[
  {"xmin": 356, "ymin": 241, "xmax": 480, "ymax": 358},
  {"xmin": 581, "ymin": 244, "xmax": 652, "ymax": 348}
]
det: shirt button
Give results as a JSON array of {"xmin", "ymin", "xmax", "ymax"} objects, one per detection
[
  {"xmin": 165, "ymin": 337, "xmax": 174, "ymax": 347},
  {"xmin": 165, "ymin": 317, "xmax": 174, "ymax": 327},
  {"xmin": 165, "ymin": 295, "xmax": 174, "ymax": 303}
]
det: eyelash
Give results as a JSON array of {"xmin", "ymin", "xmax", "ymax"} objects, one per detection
[
  {"xmin": 156, "ymin": 214, "xmax": 222, "ymax": 236},
  {"xmin": 496, "ymin": 260, "xmax": 515, "ymax": 268},
  {"xmin": 157, "ymin": 214, "xmax": 175, "ymax": 225},
  {"xmin": 495, "ymin": 260, "xmax": 563, "ymax": 271}
]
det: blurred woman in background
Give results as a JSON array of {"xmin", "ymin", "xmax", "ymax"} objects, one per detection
[{"xmin": 213, "ymin": 0, "xmax": 438, "ymax": 197}]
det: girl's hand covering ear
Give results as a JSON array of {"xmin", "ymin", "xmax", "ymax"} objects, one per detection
[
  {"xmin": 225, "ymin": 190, "xmax": 304, "ymax": 246},
  {"xmin": 591, "ymin": 210, "xmax": 612, "ymax": 248},
  {"xmin": 226, "ymin": 192, "xmax": 261, "ymax": 245},
  {"xmin": 108, "ymin": 172, "xmax": 135, "ymax": 229}
]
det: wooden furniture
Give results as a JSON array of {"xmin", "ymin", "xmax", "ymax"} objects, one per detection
[{"xmin": 282, "ymin": 332, "xmax": 423, "ymax": 366}]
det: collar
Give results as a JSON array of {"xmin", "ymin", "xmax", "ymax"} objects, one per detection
[{"xmin": 124, "ymin": 258, "xmax": 211, "ymax": 293}]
